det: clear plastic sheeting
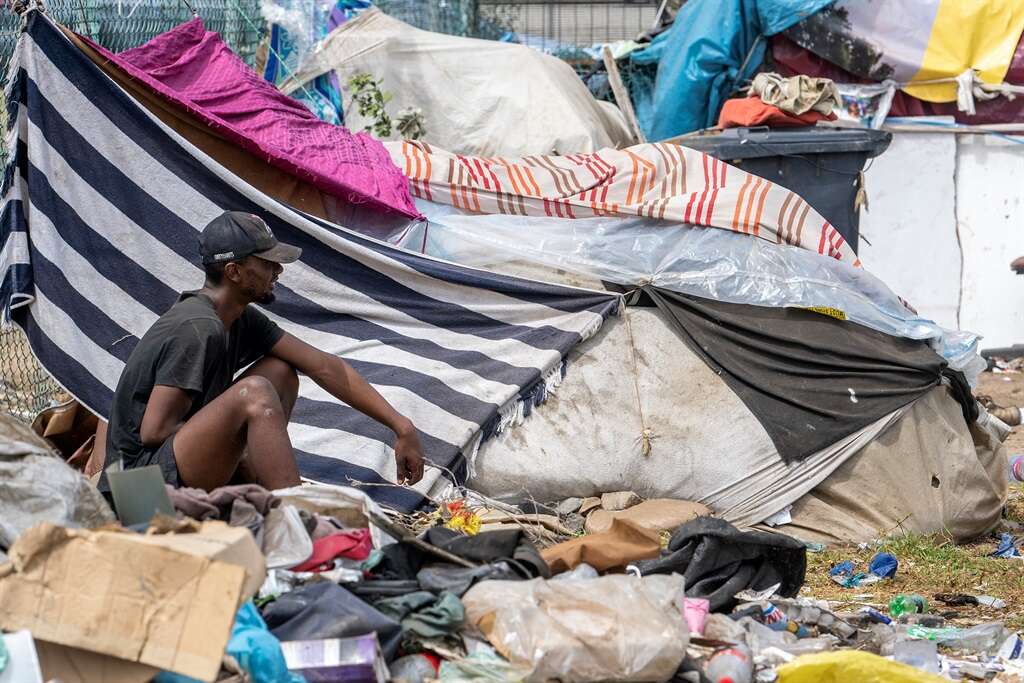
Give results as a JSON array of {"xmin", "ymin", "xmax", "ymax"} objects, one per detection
[
  {"xmin": 461, "ymin": 574, "xmax": 689, "ymax": 682},
  {"xmin": 400, "ymin": 200, "xmax": 985, "ymax": 384}
]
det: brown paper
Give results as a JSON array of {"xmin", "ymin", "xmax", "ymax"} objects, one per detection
[
  {"xmin": 585, "ymin": 499, "xmax": 711, "ymax": 535},
  {"xmin": 541, "ymin": 518, "xmax": 661, "ymax": 573}
]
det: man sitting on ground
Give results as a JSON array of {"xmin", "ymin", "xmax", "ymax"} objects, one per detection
[{"xmin": 99, "ymin": 211, "xmax": 424, "ymax": 493}]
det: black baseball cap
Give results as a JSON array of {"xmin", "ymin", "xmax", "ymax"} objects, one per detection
[{"xmin": 199, "ymin": 211, "xmax": 302, "ymax": 266}]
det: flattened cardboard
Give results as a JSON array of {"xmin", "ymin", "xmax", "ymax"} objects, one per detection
[
  {"xmin": 0, "ymin": 522, "xmax": 260, "ymax": 682},
  {"xmin": 35, "ymin": 641, "xmax": 158, "ymax": 683}
]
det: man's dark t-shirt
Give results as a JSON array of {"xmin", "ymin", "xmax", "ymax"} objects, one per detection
[{"xmin": 102, "ymin": 291, "xmax": 284, "ymax": 488}]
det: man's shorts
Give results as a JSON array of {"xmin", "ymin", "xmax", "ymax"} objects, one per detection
[{"xmin": 126, "ymin": 434, "xmax": 183, "ymax": 487}]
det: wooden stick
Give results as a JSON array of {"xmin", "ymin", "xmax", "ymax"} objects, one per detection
[
  {"xmin": 603, "ymin": 45, "xmax": 646, "ymax": 144},
  {"xmin": 370, "ymin": 512, "xmax": 477, "ymax": 568}
]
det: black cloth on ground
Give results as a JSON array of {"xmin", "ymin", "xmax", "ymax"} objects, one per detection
[
  {"xmin": 261, "ymin": 582, "xmax": 402, "ymax": 661},
  {"xmin": 372, "ymin": 527, "xmax": 550, "ymax": 581},
  {"xmin": 645, "ymin": 286, "xmax": 973, "ymax": 463},
  {"xmin": 634, "ymin": 516, "xmax": 807, "ymax": 612}
]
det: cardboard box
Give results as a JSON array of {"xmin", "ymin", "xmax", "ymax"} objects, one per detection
[{"xmin": 0, "ymin": 521, "xmax": 264, "ymax": 682}]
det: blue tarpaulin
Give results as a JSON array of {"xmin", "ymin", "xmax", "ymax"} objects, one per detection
[{"xmin": 631, "ymin": 0, "xmax": 832, "ymax": 140}]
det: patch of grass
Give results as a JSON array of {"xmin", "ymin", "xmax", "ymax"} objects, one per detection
[
  {"xmin": 803, "ymin": 530, "xmax": 1024, "ymax": 632},
  {"xmin": 1007, "ymin": 483, "xmax": 1024, "ymax": 522}
]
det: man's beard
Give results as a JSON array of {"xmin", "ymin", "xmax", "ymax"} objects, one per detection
[{"xmin": 244, "ymin": 283, "xmax": 276, "ymax": 305}]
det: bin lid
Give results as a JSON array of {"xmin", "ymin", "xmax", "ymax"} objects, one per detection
[{"xmin": 676, "ymin": 126, "xmax": 892, "ymax": 160}]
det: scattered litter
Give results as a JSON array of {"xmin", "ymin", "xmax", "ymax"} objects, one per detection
[
  {"xmin": 829, "ymin": 552, "xmax": 898, "ymax": 588},
  {"xmin": 705, "ymin": 644, "xmax": 753, "ymax": 683},
  {"xmin": 893, "ymin": 639, "xmax": 940, "ymax": 674},
  {"xmin": 763, "ymin": 506, "xmax": 793, "ymax": 527},
  {"xmin": 905, "ymin": 622, "xmax": 1009, "ymax": 654},
  {"xmin": 990, "ymin": 533, "xmax": 1022, "ymax": 559},
  {"xmin": 683, "ymin": 598, "xmax": 710, "ymax": 635},
  {"xmin": 890, "ymin": 594, "xmax": 929, "ymax": 618},
  {"xmin": 934, "ymin": 593, "xmax": 1006, "ymax": 609},
  {"xmin": 735, "ymin": 583, "xmax": 783, "ymax": 603}
]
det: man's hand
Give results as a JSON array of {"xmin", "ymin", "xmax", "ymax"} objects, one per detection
[
  {"xmin": 394, "ymin": 424, "xmax": 425, "ymax": 485},
  {"xmin": 270, "ymin": 335, "xmax": 427, "ymax": 484}
]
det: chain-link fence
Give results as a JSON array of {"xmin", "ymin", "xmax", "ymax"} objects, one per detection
[
  {"xmin": 0, "ymin": 0, "xmax": 264, "ymax": 85},
  {"xmin": 0, "ymin": 324, "xmax": 63, "ymax": 421},
  {"xmin": 479, "ymin": 0, "xmax": 657, "ymax": 54}
]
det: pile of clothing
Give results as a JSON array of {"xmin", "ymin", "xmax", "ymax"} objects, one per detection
[{"xmin": 718, "ymin": 72, "xmax": 839, "ymax": 128}]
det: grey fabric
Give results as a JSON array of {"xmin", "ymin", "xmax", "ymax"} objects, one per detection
[{"xmin": 374, "ymin": 590, "xmax": 465, "ymax": 638}]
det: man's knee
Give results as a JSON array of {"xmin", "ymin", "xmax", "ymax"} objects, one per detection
[{"xmin": 234, "ymin": 376, "xmax": 284, "ymax": 418}]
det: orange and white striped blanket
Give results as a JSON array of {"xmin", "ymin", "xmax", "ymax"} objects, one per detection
[{"xmin": 389, "ymin": 140, "xmax": 859, "ymax": 265}]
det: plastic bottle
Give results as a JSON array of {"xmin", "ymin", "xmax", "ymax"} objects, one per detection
[
  {"xmin": 1010, "ymin": 454, "xmax": 1024, "ymax": 482},
  {"xmin": 889, "ymin": 593, "xmax": 928, "ymax": 617},
  {"xmin": 704, "ymin": 645, "xmax": 752, "ymax": 683},
  {"xmin": 898, "ymin": 613, "xmax": 945, "ymax": 628},
  {"xmin": 761, "ymin": 603, "xmax": 810, "ymax": 638},
  {"xmin": 859, "ymin": 607, "xmax": 892, "ymax": 625}
]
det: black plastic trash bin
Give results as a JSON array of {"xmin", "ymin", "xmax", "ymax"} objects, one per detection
[{"xmin": 679, "ymin": 126, "xmax": 892, "ymax": 253}]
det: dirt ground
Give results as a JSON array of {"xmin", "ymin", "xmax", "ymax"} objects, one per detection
[
  {"xmin": 979, "ymin": 368, "xmax": 1024, "ymax": 455},
  {"xmin": 799, "ymin": 369, "xmax": 1024, "ymax": 631}
]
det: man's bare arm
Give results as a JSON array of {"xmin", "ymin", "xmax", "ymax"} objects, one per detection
[
  {"xmin": 140, "ymin": 385, "xmax": 193, "ymax": 447},
  {"xmin": 269, "ymin": 332, "xmax": 425, "ymax": 483}
]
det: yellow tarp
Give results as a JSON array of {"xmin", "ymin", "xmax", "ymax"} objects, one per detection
[
  {"xmin": 778, "ymin": 651, "xmax": 947, "ymax": 683},
  {"xmin": 906, "ymin": 0, "xmax": 1024, "ymax": 102}
]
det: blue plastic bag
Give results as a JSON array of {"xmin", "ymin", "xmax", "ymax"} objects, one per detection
[
  {"xmin": 155, "ymin": 602, "xmax": 305, "ymax": 683},
  {"xmin": 991, "ymin": 533, "xmax": 1022, "ymax": 559},
  {"xmin": 868, "ymin": 552, "xmax": 899, "ymax": 579}
]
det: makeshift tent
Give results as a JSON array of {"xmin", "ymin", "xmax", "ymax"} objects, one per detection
[
  {"xmin": 279, "ymin": 8, "xmax": 634, "ymax": 157},
  {"xmin": 0, "ymin": 10, "xmax": 619, "ymax": 513},
  {"xmin": 69, "ymin": 17, "xmax": 418, "ymax": 237},
  {"xmin": 390, "ymin": 200, "xmax": 1004, "ymax": 539}
]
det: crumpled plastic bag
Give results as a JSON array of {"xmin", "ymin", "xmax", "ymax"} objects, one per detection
[
  {"xmin": 0, "ymin": 414, "xmax": 113, "ymax": 548},
  {"xmin": 461, "ymin": 574, "xmax": 688, "ymax": 682},
  {"xmin": 262, "ymin": 504, "xmax": 314, "ymax": 570}
]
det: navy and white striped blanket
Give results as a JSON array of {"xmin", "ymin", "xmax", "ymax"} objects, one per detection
[{"xmin": 0, "ymin": 12, "xmax": 619, "ymax": 511}]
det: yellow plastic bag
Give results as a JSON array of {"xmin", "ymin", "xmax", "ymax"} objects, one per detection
[{"xmin": 778, "ymin": 651, "xmax": 947, "ymax": 683}]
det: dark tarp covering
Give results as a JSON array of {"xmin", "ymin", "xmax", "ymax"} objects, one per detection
[{"xmin": 646, "ymin": 286, "xmax": 973, "ymax": 463}]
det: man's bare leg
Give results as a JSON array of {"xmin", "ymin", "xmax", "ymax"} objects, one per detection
[
  {"xmin": 233, "ymin": 357, "xmax": 300, "ymax": 484},
  {"xmin": 172, "ymin": 359, "xmax": 301, "ymax": 490}
]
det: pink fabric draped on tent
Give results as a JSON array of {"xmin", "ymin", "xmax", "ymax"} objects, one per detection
[{"xmin": 79, "ymin": 19, "xmax": 419, "ymax": 219}]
